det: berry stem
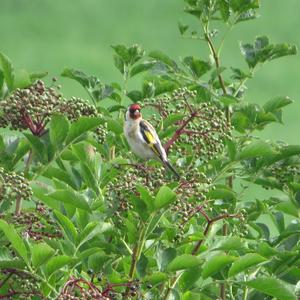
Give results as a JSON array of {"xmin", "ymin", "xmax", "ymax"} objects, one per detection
[
  {"xmin": 164, "ymin": 112, "xmax": 197, "ymax": 153},
  {"xmin": 203, "ymin": 20, "xmax": 232, "ymax": 300}
]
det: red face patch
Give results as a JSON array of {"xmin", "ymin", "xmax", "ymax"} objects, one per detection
[{"xmin": 129, "ymin": 104, "xmax": 141, "ymax": 111}]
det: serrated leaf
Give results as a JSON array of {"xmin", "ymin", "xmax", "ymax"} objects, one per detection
[
  {"xmin": 0, "ymin": 220, "xmax": 28, "ymax": 264},
  {"xmin": 154, "ymin": 186, "xmax": 176, "ymax": 209},
  {"xmin": 167, "ymin": 254, "xmax": 201, "ymax": 271},
  {"xmin": 149, "ymin": 50, "xmax": 177, "ymax": 70},
  {"xmin": 31, "ymin": 243, "xmax": 55, "ymax": 268},
  {"xmin": 61, "ymin": 68, "xmax": 91, "ymax": 88},
  {"xmin": 218, "ymin": 0, "xmax": 230, "ymax": 22},
  {"xmin": 46, "ymin": 255, "xmax": 76, "ymax": 276},
  {"xmin": 50, "ymin": 114, "xmax": 70, "ymax": 148},
  {"xmin": 212, "ymin": 237, "xmax": 246, "ymax": 251},
  {"xmin": 263, "ymin": 96, "xmax": 293, "ymax": 113},
  {"xmin": 238, "ymin": 141, "xmax": 275, "ymax": 159},
  {"xmin": 49, "ymin": 189, "xmax": 90, "ymax": 211},
  {"xmin": 228, "ymin": 253, "xmax": 267, "ymax": 277},
  {"xmin": 130, "ymin": 61, "xmax": 155, "ymax": 77},
  {"xmin": 54, "ymin": 210, "xmax": 78, "ymax": 243},
  {"xmin": 66, "ymin": 117, "xmax": 103, "ymax": 144},
  {"xmin": 202, "ymin": 254, "xmax": 236, "ymax": 279},
  {"xmin": 243, "ymin": 277, "xmax": 296, "ymax": 300},
  {"xmin": 183, "ymin": 56, "xmax": 211, "ymax": 78}
]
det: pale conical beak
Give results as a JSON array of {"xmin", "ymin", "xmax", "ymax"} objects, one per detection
[{"xmin": 134, "ymin": 110, "xmax": 140, "ymax": 117}]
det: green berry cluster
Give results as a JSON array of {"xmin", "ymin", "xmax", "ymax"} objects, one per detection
[
  {"xmin": 144, "ymin": 87, "xmax": 197, "ymax": 118},
  {"xmin": 0, "ymin": 167, "xmax": 32, "ymax": 205},
  {"xmin": 175, "ymin": 102, "xmax": 231, "ymax": 161},
  {"xmin": 0, "ymin": 80, "xmax": 108, "ymax": 143},
  {"xmin": 58, "ymin": 96, "xmax": 108, "ymax": 143},
  {"xmin": 1, "ymin": 202, "xmax": 61, "ymax": 241},
  {"xmin": 0, "ymin": 80, "xmax": 62, "ymax": 135},
  {"xmin": 105, "ymin": 166, "xmax": 167, "ymax": 221},
  {"xmin": 144, "ymin": 87, "xmax": 231, "ymax": 162},
  {"xmin": 0, "ymin": 268, "xmax": 42, "ymax": 300},
  {"xmin": 263, "ymin": 159, "xmax": 300, "ymax": 190},
  {"xmin": 172, "ymin": 168, "xmax": 212, "ymax": 238}
]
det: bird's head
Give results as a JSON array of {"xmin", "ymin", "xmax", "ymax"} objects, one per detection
[{"xmin": 126, "ymin": 103, "xmax": 142, "ymax": 120}]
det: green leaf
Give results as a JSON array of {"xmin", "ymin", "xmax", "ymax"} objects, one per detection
[
  {"xmin": 243, "ymin": 277, "xmax": 296, "ymax": 300},
  {"xmin": 238, "ymin": 141, "xmax": 275, "ymax": 159},
  {"xmin": 111, "ymin": 44, "xmax": 144, "ymax": 65},
  {"xmin": 163, "ymin": 113, "xmax": 184, "ymax": 128},
  {"xmin": 0, "ymin": 259, "xmax": 26, "ymax": 270},
  {"xmin": 13, "ymin": 69, "xmax": 31, "ymax": 89},
  {"xmin": 157, "ymin": 247, "xmax": 177, "ymax": 272},
  {"xmin": 53, "ymin": 210, "xmax": 78, "ymax": 243},
  {"xmin": 276, "ymin": 201, "xmax": 299, "ymax": 218},
  {"xmin": 0, "ymin": 52, "xmax": 14, "ymax": 91},
  {"xmin": 178, "ymin": 22, "xmax": 189, "ymax": 35},
  {"xmin": 148, "ymin": 50, "xmax": 178, "ymax": 70},
  {"xmin": 182, "ymin": 291, "xmax": 200, "ymax": 300},
  {"xmin": 219, "ymin": 95, "xmax": 239, "ymax": 107},
  {"xmin": 50, "ymin": 114, "xmax": 70, "ymax": 148},
  {"xmin": 136, "ymin": 185, "xmax": 154, "ymax": 212},
  {"xmin": 228, "ymin": 253, "xmax": 267, "ymax": 277},
  {"xmin": 202, "ymin": 254, "xmax": 236, "ymax": 279},
  {"xmin": 183, "ymin": 56, "xmax": 211, "ymax": 78},
  {"xmin": 208, "ymin": 186, "xmax": 236, "ymax": 201},
  {"xmin": 167, "ymin": 254, "xmax": 201, "ymax": 272},
  {"xmin": 218, "ymin": 0, "xmax": 230, "ymax": 22},
  {"xmin": 263, "ymin": 96, "xmax": 293, "ymax": 113},
  {"xmin": 144, "ymin": 272, "xmax": 168, "ymax": 285},
  {"xmin": 113, "ymin": 55, "xmax": 125, "ymax": 74},
  {"xmin": 127, "ymin": 90, "xmax": 143, "ymax": 102},
  {"xmin": 179, "ymin": 266, "xmax": 202, "ymax": 291},
  {"xmin": 107, "ymin": 118, "xmax": 123, "ymax": 134},
  {"xmin": 61, "ymin": 68, "xmax": 92, "ymax": 88},
  {"xmin": 49, "ymin": 189, "xmax": 90, "ymax": 211},
  {"xmin": 23, "ymin": 133, "xmax": 47, "ymax": 162},
  {"xmin": 31, "ymin": 243, "xmax": 55, "ymax": 268},
  {"xmin": 154, "ymin": 186, "xmax": 176, "ymax": 209},
  {"xmin": 230, "ymin": 0, "xmax": 259, "ymax": 13},
  {"xmin": 130, "ymin": 61, "xmax": 155, "ymax": 77},
  {"xmin": 137, "ymin": 253, "xmax": 148, "ymax": 278},
  {"xmin": 236, "ymin": 9, "xmax": 259, "ymax": 23},
  {"xmin": 29, "ymin": 71, "xmax": 48, "ymax": 82},
  {"xmin": 66, "ymin": 117, "xmax": 103, "ymax": 144},
  {"xmin": 0, "ymin": 220, "xmax": 28, "ymax": 264},
  {"xmin": 212, "ymin": 237, "xmax": 246, "ymax": 251},
  {"xmin": 46, "ymin": 255, "xmax": 76, "ymax": 276}
]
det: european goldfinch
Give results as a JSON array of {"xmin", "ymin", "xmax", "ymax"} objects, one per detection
[{"xmin": 124, "ymin": 103, "xmax": 180, "ymax": 179}]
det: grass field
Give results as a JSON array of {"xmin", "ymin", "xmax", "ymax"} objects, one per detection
[{"xmin": 0, "ymin": 0, "xmax": 299, "ymax": 146}]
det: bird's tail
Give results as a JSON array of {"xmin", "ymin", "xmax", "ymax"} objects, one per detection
[{"xmin": 164, "ymin": 160, "xmax": 180, "ymax": 180}]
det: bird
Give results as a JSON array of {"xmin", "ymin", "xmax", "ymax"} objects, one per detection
[{"xmin": 124, "ymin": 103, "xmax": 180, "ymax": 179}]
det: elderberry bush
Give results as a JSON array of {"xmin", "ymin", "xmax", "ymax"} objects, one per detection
[{"xmin": 0, "ymin": 1, "xmax": 299, "ymax": 300}]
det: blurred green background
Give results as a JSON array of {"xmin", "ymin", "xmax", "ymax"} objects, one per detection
[{"xmin": 0, "ymin": 0, "xmax": 299, "ymax": 145}]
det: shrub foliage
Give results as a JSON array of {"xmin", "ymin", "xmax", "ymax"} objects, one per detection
[{"xmin": 0, "ymin": 1, "xmax": 299, "ymax": 299}]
